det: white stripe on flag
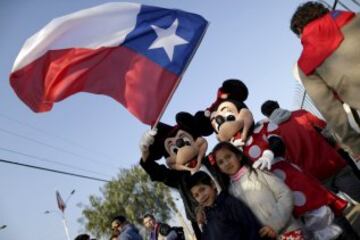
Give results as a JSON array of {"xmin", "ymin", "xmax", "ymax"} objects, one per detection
[{"xmin": 12, "ymin": 2, "xmax": 141, "ymax": 72}]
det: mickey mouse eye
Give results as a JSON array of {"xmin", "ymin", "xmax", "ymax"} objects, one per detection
[
  {"xmin": 224, "ymin": 112, "xmax": 236, "ymax": 121},
  {"xmin": 226, "ymin": 115, "xmax": 235, "ymax": 121},
  {"xmin": 182, "ymin": 136, "xmax": 192, "ymax": 146}
]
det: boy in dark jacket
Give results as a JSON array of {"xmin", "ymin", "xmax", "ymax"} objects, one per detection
[{"xmin": 186, "ymin": 171, "xmax": 264, "ymax": 240}]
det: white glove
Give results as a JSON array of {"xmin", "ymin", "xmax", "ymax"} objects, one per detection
[
  {"xmin": 139, "ymin": 128, "xmax": 157, "ymax": 152},
  {"xmin": 252, "ymin": 150, "xmax": 274, "ymax": 170},
  {"xmin": 232, "ymin": 138, "xmax": 245, "ymax": 149}
]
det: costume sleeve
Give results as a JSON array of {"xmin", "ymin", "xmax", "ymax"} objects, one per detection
[
  {"xmin": 260, "ymin": 171, "xmax": 294, "ymax": 233},
  {"xmin": 299, "ymin": 68, "xmax": 360, "ymax": 155},
  {"xmin": 165, "ymin": 230, "xmax": 178, "ymax": 240},
  {"xmin": 268, "ymin": 135, "xmax": 285, "ymax": 157},
  {"xmin": 139, "ymin": 158, "xmax": 182, "ymax": 188}
]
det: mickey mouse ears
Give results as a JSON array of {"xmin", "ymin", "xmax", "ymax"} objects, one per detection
[
  {"xmin": 148, "ymin": 122, "xmax": 174, "ymax": 161},
  {"xmin": 177, "ymin": 111, "xmax": 214, "ymax": 137},
  {"xmin": 148, "ymin": 111, "xmax": 213, "ymax": 161}
]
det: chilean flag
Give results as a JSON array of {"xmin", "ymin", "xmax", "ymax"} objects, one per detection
[{"xmin": 10, "ymin": 2, "xmax": 208, "ymax": 125}]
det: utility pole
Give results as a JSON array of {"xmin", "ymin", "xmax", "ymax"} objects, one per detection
[
  {"xmin": 45, "ymin": 189, "xmax": 75, "ymax": 240},
  {"xmin": 165, "ymin": 191, "xmax": 195, "ymax": 240}
]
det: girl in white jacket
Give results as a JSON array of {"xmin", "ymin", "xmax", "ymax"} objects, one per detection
[{"xmin": 211, "ymin": 141, "xmax": 304, "ymax": 240}]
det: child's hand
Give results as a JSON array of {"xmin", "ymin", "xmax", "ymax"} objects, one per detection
[
  {"xmin": 195, "ymin": 207, "xmax": 206, "ymax": 225},
  {"xmin": 259, "ymin": 226, "xmax": 277, "ymax": 239}
]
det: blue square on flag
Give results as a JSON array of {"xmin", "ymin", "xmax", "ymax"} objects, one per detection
[{"xmin": 123, "ymin": 5, "xmax": 208, "ymax": 75}]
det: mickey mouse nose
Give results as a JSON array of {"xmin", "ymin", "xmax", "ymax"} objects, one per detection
[
  {"xmin": 176, "ymin": 139, "xmax": 185, "ymax": 148},
  {"xmin": 215, "ymin": 115, "xmax": 225, "ymax": 126}
]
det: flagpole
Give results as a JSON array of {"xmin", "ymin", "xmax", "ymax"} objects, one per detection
[{"xmin": 152, "ymin": 77, "xmax": 182, "ymax": 129}]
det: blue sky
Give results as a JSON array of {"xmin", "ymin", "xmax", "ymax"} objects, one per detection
[{"xmin": 0, "ymin": 0, "xmax": 357, "ymax": 239}]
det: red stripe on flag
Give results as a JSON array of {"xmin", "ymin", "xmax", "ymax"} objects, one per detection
[{"xmin": 10, "ymin": 46, "xmax": 179, "ymax": 125}]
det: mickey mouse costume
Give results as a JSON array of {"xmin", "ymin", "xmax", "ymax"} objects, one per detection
[{"xmin": 139, "ymin": 111, "xmax": 215, "ymax": 239}]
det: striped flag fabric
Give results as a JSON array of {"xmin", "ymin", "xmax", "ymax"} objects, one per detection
[{"xmin": 10, "ymin": 2, "xmax": 208, "ymax": 125}]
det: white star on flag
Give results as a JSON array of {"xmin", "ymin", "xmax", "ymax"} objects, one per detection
[{"xmin": 149, "ymin": 18, "xmax": 188, "ymax": 61}]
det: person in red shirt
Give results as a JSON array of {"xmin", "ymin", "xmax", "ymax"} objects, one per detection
[
  {"xmin": 260, "ymin": 100, "xmax": 360, "ymax": 201},
  {"xmin": 261, "ymin": 100, "xmax": 360, "ymax": 237}
]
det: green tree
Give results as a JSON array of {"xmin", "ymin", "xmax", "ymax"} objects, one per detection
[{"xmin": 80, "ymin": 166, "xmax": 176, "ymax": 239}]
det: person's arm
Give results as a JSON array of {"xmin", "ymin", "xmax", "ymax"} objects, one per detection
[
  {"xmin": 304, "ymin": 110, "xmax": 327, "ymax": 129},
  {"xmin": 267, "ymin": 136, "xmax": 285, "ymax": 158},
  {"xmin": 260, "ymin": 171, "xmax": 294, "ymax": 233},
  {"xmin": 140, "ymin": 159, "xmax": 182, "ymax": 188},
  {"xmin": 253, "ymin": 133, "xmax": 285, "ymax": 170},
  {"xmin": 194, "ymin": 137, "xmax": 207, "ymax": 172},
  {"xmin": 299, "ymin": 68, "xmax": 360, "ymax": 156},
  {"xmin": 227, "ymin": 195, "xmax": 262, "ymax": 239}
]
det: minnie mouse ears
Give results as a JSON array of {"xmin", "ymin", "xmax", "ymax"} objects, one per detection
[
  {"xmin": 206, "ymin": 79, "xmax": 249, "ymax": 115},
  {"xmin": 220, "ymin": 79, "xmax": 248, "ymax": 101}
]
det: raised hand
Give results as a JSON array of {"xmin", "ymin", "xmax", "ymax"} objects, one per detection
[{"xmin": 139, "ymin": 128, "xmax": 157, "ymax": 161}]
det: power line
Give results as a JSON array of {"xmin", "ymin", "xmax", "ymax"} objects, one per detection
[
  {"xmin": 318, "ymin": 0, "xmax": 353, "ymax": 10},
  {"xmin": 0, "ymin": 126, "xmax": 118, "ymax": 169},
  {"xmin": 0, "ymin": 158, "xmax": 111, "ymax": 183},
  {"xmin": 318, "ymin": 0, "xmax": 332, "ymax": 8},
  {"xmin": 350, "ymin": 0, "xmax": 360, "ymax": 7},
  {"xmin": 337, "ymin": 0, "xmax": 352, "ymax": 10},
  {"xmin": 0, "ymin": 112, "xmax": 118, "ymax": 164},
  {"xmin": 0, "ymin": 146, "xmax": 111, "ymax": 178},
  {"xmin": 303, "ymin": 97, "xmax": 324, "ymax": 119},
  {"xmin": 293, "ymin": 81, "xmax": 323, "ymax": 119}
]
